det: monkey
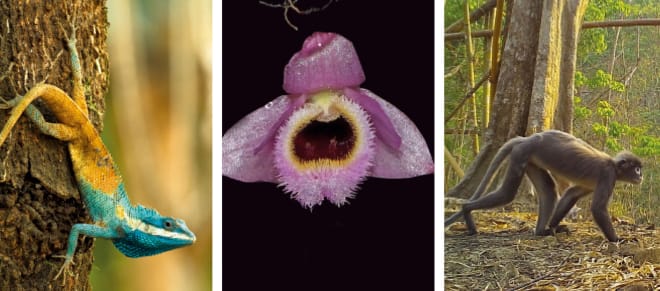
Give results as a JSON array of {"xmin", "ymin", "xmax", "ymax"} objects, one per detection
[{"xmin": 444, "ymin": 130, "xmax": 643, "ymax": 242}]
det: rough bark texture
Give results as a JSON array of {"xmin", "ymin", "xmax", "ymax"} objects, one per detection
[
  {"xmin": 529, "ymin": 0, "xmax": 588, "ymax": 133},
  {"xmin": 0, "ymin": 1, "xmax": 108, "ymax": 290},
  {"xmin": 447, "ymin": 0, "xmax": 543, "ymax": 199},
  {"xmin": 554, "ymin": 0, "xmax": 588, "ymax": 132}
]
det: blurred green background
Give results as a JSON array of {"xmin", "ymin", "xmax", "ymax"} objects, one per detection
[{"xmin": 91, "ymin": 0, "xmax": 211, "ymax": 290}]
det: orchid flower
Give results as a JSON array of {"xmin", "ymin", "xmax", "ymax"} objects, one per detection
[{"xmin": 223, "ymin": 32, "xmax": 433, "ymax": 208}]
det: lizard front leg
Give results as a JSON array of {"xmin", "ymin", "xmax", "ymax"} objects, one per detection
[{"xmin": 53, "ymin": 223, "xmax": 125, "ymax": 282}]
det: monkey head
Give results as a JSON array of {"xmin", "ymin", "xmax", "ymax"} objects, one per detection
[{"xmin": 614, "ymin": 151, "xmax": 643, "ymax": 184}]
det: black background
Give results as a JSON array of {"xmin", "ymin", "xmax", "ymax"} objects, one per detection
[{"xmin": 222, "ymin": 1, "xmax": 434, "ymax": 290}]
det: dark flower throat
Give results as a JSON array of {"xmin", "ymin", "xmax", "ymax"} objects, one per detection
[{"xmin": 293, "ymin": 117, "xmax": 356, "ymax": 161}]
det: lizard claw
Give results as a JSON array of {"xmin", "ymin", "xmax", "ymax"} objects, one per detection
[
  {"xmin": 0, "ymin": 95, "xmax": 20, "ymax": 109},
  {"xmin": 57, "ymin": 22, "xmax": 77, "ymax": 48},
  {"xmin": 52, "ymin": 255, "xmax": 75, "ymax": 284},
  {"xmin": 0, "ymin": 97, "xmax": 10, "ymax": 109}
]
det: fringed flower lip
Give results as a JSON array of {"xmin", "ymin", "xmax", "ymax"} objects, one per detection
[{"xmin": 223, "ymin": 32, "xmax": 434, "ymax": 208}]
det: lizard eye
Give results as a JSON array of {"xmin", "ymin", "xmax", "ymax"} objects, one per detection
[{"xmin": 164, "ymin": 220, "xmax": 174, "ymax": 229}]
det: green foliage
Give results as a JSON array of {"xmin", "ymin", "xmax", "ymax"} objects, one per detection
[
  {"xmin": 634, "ymin": 134, "xmax": 660, "ymax": 156},
  {"xmin": 591, "ymin": 122, "xmax": 609, "ymax": 136},
  {"xmin": 586, "ymin": 70, "xmax": 625, "ymax": 92},
  {"xmin": 584, "ymin": 0, "xmax": 632, "ymax": 21},
  {"xmin": 596, "ymin": 100, "xmax": 615, "ymax": 118},
  {"xmin": 578, "ymin": 31, "xmax": 608, "ymax": 55},
  {"xmin": 604, "ymin": 138, "xmax": 622, "ymax": 151},
  {"xmin": 607, "ymin": 121, "xmax": 626, "ymax": 138},
  {"xmin": 444, "ymin": 0, "xmax": 484, "ymax": 28},
  {"xmin": 575, "ymin": 70, "xmax": 625, "ymax": 93},
  {"xmin": 573, "ymin": 97, "xmax": 593, "ymax": 119},
  {"xmin": 589, "ymin": 103, "xmax": 638, "ymax": 152},
  {"xmin": 579, "ymin": 0, "xmax": 635, "ymax": 59},
  {"xmin": 574, "ymin": 71, "xmax": 586, "ymax": 87}
]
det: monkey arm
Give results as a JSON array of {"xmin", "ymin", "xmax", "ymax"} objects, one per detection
[{"xmin": 590, "ymin": 170, "xmax": 620, "ymax": 242}]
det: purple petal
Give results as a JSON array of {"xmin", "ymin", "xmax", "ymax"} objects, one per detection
[
  {"xmin": 357, "ymin": 89, "xmax": 434, "ymax": 178},
  {"xmin": 253, "ymin": 94, "xmax": 307, "ymax": 155},
  {"xmin": 343, "ymin": 87, "xmax": 402, "ymax": 150},
  {"xmin": 223, "ymin": 95, "xmax": 292, "ymax": 183},
  {"xmin": 283, "ymin": 32, "xmax": 365, "ymax": 94}
]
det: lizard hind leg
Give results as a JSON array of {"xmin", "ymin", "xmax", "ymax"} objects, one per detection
[{"xmin": 0, "ymin": 84, "xmax": 85, "ymax": 147}]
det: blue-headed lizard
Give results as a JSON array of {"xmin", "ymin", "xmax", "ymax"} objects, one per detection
[{"xmin": 0, "ymin": 25, "xmax": 196, "ymax": 281}]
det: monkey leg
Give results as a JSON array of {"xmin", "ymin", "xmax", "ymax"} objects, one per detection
[
  {"xmin": 525, "ymin": 165, "xmax": 558, "ymax": 235},
  {"xmin": 461, "ymin": 147, "xmax": 529, "ymax": 235},
  {"xmin": 548, "ymin": 186, "xmax": 590, "ymax": 232}
]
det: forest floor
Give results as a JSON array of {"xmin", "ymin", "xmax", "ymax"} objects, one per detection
[{"xmin": 444, "ymin": 210, "xmax": 659, "ymax": 290}]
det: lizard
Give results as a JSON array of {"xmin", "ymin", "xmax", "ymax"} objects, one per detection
[{"xmin": 0, "ymin": 24, "xmax": 196, "ymax": 281}]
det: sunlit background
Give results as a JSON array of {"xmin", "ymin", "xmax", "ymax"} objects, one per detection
[{"xmin": 91, "ymin": 0, "xmax": 211, "ymax": 290}]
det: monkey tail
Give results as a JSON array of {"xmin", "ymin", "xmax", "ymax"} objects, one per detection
[{"xmin": 444, "ymin": 136, "xmax": 526, "ymax": 227}]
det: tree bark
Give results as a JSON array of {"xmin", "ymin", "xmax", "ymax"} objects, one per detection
[
  {"xmin": 529, "ymin": 0, "xmax": 588, "ymax": 133},
  {"xmin": 0, "ymin": 1, "xmax": 108, "ymax": 290}
]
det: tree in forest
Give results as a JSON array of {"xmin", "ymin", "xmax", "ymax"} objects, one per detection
[
  {"xmin": 446, "ymin": 0, "xmax": 589, "ymax": 199},
  {"xmin": 0, "ymin": 1, "xmax": 108, "ymax": 289}
]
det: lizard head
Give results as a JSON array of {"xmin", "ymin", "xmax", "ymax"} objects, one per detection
[{"xmin": 112, "ymin": 205, "xmax": 196, "ymax": 258}]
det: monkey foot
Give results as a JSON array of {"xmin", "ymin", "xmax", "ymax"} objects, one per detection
[{"xmin": 538, "ymin": 225, "xmax": 570, "ymax": 236}]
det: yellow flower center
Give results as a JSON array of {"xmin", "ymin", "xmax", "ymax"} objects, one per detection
[{"xmin": 286, "ymin": 91, "xmax": 366, "ymax": 170}]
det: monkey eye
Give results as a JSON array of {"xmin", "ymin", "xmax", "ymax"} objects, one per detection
[{"xmin": 634, "ymin": 167, "xmax": 641, "ymax": 175}]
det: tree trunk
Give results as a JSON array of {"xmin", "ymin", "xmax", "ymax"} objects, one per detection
[
  {"xmin": 447, "ymin": 0, "xmax": 543, "ymax": 199},
  {"xmin": 529, "ymin": 0, "xmax": 588, "ymax": 133},
  {"xmin": 0, "ymin": 1, "xmax": 108, "ymax": 290},
  {"xmin": 554, "ymin": 0, "xmax": 589, "ymax": 132},
  {"xmin": 446, "ymin": 0, "xmax": 588, "ymax": 199}
]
